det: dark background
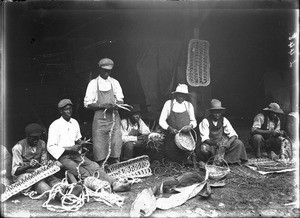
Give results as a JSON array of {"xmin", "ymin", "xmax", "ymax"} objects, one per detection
[{"xmin": 1, "ymin": 0, "xmax": 298, "ymax": 150}]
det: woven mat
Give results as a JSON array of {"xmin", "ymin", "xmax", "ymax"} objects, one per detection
[
  {"xmin": 186, "ymin": 39, "xmax": 210, "ymax": 87},
  {"xmin": 245, "ymin": 158, "xmax": 296, "ymax": 175}
]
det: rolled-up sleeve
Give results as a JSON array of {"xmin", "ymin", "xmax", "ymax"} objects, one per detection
[
  {"xmin": 199, "ymin": 119, "xmax": 210, "ymax": 143},
  {"xmin": 159, "ymin": 101, "xmax": 171, "ymax": 130},
  {"xmin": 84, "ymin": 80, "xmax": 97, "ymax": 108},
  {"xmin": 112, "ymin": 80, "xmax": 124, "ymax": 102},
  {"xmin": 186, "ymin": 102, "xmax": 197, "ymax": 128},
  {"xmin": 223, "ymin": 118, "xmax": 238, "ymax": 138},
  {"xmin": 121, "ymin": 120, "xmax": 137, "ymax": 143},
  {"xmin": 11, "ymin": 144, "xmax": 24, "ymax": 176},
  {"xmin": 47, "ymin": 123, "xmax": 65, "ymax": 160}
]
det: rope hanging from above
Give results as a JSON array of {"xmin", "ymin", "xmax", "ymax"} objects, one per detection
[{"xmin": 186, "ymin": 39, "xmax": 210, "ymax": 87}]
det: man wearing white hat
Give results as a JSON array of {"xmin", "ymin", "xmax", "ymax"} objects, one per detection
[
  {"xmin": 84, "ymin": 58, "xmax": 124, "ymax": 166},
  {"xmin": 250, "ymin": 102, "xmax": 292, "ymax": 159},
  {"xmin": 159, "ymin": 84, "xmax": 197, "ymax": 164},
  {"xmin": 196, "ymin": 99, "xmax": 248, "ymax": 165}
]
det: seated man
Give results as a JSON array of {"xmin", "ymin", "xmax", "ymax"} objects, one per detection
[
  {"xmin": 196, "ymin": 99, "xmax": 248, "ymax": 165},
  {"xmin": 47, "ymin": 99, "xmax": 130, "ymax": 192},
  {"xmin": 120, "ymin": 104, "xmax": 151, "ymax": 161},
  {"xmin": 11, "ymin": 123, "xmax": 61, "ymax": 195},
  {"xmin": 250, "ymin": 102, "xmax": 292, "ymax": 159}
]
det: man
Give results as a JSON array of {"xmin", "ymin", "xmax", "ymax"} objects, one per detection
[
  {"xmin": 11, "ymin": 123, "xmax": 60, "ymax": 195},
  {"xmin": 196, "ymin": 99, "xmax": 248, "ymax": 165},
  {"xmin": 250, "ymin": 102, "xmax": 291, "ymax": 159},
  {"xmin": 159, "ymin": 84, "xmax": 197, "ymax": 164},
  {"xmin": 47, "ymin": 99, "xmax": 130, "ymax": 192},
  {"xmin": 84, "ymin": 58, "xmax": 124, "ymax": 166},
  {"xmin": 120, "ymin": 104, "xmax": 151, "ymax": 161}
]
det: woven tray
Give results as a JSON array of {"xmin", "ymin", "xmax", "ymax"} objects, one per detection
[
  {"xmin": 186, "ymin": 39, "xmax": 210, "ymax": 87},
  {"xmin": 1, "ymin": 162, "xmax": 61, "ymax": 202},
  {"xmin": 106, "ymin": 155, "xmax": 152, "ymax": 179},
  {"xmin": 175, "ymin": 128, "xmax": 197, "ymax": 151}
]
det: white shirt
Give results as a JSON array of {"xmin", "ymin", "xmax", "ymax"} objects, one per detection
[
  {"xmin": 199, "ymin": 117, "xmax": 238, "ymax": 143},
  {"xmin": 121, "ymin": 119, "xmax": 151, "ymax": 143},
  {"xmin": 159, "ymin": 99, "xmax": 197, "ymax": 130},
  {"xmin": 252, "ymin": 113, "xmax": 281, "ymax": 131},
  {"xmin": 47, "ymin": 117, "xmax": 82, "ymax": 160},
  {"xmin": 83, "ymin": 76, "xmax": 124, "ymax": 107}
]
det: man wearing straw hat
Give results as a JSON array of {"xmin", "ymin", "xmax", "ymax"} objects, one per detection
[
  {"xmin": 159, "ymin": 84, "xmax": 197, "ymax": 164},
  {"xmin": 250, "ymin": 102, "xmax": 292, "ymax": 159},
  {"xmin": 196, "ymin": 99, "xmax": 248, "ymax": 165}
]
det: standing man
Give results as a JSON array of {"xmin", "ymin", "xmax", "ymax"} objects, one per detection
[
  {"xmin": 196, "ymin": 99, "xmax": 248, "ymax": 165},
  {"xmin": 47, "ymin": 99, "xmax": 130, "ymax": 192},
  {"xmin": 159, "ymin": 84, "xmax": 197, "ymax": 164},
  {"xmin": 84, "ymin": 58, "xmax": 124, "ymax": 166}
]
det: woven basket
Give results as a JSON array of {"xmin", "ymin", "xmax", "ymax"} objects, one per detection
[
  {"xmin": 175, "ymin": 128, "xmax": 197, "ymax": 151},
  {"xmin": 106, "ymin": 155, "xmax": 152, "ymax": 179},
  {"xmin": 205, "ymin": 157, "xmax": 230, "ymax": 180}
]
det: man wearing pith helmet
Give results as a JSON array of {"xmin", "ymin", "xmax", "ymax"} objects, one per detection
[
  {"xmin": 84, "ymin": 58, "xmax": 124, "ymax": 166},
  {"xmin": 250, "ymin": 102, "xmax": 292, "ymax": 159},
  {"xmin": 196, "ymin": 99, "xmax": 248, "ymax": 165}
]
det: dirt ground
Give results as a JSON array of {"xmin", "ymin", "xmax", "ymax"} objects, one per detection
[
  {"xmin": 1, "ymin": 124, "xmax": 299, "ymax": 218},
  {"xmin": 1, "ymin": 158, "xmax": 299, "ymax": 218}
]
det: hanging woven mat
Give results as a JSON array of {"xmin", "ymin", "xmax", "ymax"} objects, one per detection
[
  {"xmin": 175, "ymin": 128, "xmax": 197, "ymax": 151},
  {"xmin": 105, "ymin": 155, "xmax": 152, "ymax": 179},
  {"xmin": 186, "ymin": 39, "xmax": 210, "ymax": 87}
]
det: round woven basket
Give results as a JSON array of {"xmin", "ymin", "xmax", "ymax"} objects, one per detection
[
  {"xmin": 174, "ymin": 128, "xmax": 197, "ymax": 151},
  {"xmin": 205, "ymin": 157, "xmax": 230, "ymax": 180}
]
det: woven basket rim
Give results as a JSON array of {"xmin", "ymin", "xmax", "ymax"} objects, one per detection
[{"xmin": 174, "ymin": 128, "xmax": 197, "ymax": 151}]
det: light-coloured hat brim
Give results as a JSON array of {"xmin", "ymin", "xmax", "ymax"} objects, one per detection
[
  {"xmin": 209, "ymin": 107, "xmax": 226, "ymax": 110},
  {"xmin": 172, "ymin": 91, "xmax": 190, "ymax": 95},
  {"xmin": 101, "ymin": 65, "xmax": 113, "ymax": 70},
  {"xmin": 263, "ymin": 107, "xmax": 284, "ymax": 114}
]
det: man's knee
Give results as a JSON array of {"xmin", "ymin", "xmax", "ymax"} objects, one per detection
[{"xmin": 251, "ymin": 134, "xmax": 264, "ymax": 144}]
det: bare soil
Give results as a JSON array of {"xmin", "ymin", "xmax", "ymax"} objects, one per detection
[{"xmin": 1, "ymin": 161, "xmax": 299, "ymax": 218}]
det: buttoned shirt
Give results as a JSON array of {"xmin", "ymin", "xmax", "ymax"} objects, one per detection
[
  {"xmin": 47, "ymin": 117, "xmax": 82, "ymax": 160},
  {"xmin": 159, "ymin": 99, "xmax": 197, "ymax": 130},
  {"xmin": 83, "ymin": 76, "xmax": 124, "ymax": 107},
  {"xmin": 199, "ymin": 117, "xmax": 238, "ymax": 143},
  {"xmin": 252, "ymin": 113, "xmax": 281, "ymax": 131},
  {"xmin": 121, "ymin": 119, "xmax": 151, "ymax": 143}
]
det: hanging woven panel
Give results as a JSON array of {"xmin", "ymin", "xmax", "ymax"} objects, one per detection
[{"xmin": 186, "ymin": 39, "xmax": 210, "ymax": 87}]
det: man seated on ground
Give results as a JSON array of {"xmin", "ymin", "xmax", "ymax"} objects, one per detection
[
  {"xmin": 250, "ymin": 102, "xmax": 292, "ymax": 160},
  {"xmin": 159, "ymin": 84, "xmax": 197, "ymax": 165},
  {"xmin": 11, "ymin": 123, "xmax": 61, "ymax": 196},
  {"xmin": 47, "ymin": 99, "xmax": 130, "ymax": 192},
  {"xmin": 120, "ymin": 104, "xmax": 151, "ymax": 161},
  {"xmin": 196, "ymin": 99, "xmax": 248, "ymax": 165}
]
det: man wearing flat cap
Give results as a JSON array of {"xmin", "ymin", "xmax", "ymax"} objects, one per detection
[
  {"xmin": 196, "ymin": 99, "xmax": 248, "ymax": 165},
  {"xmin": 47, "ymin": 99, "xmax": 131, "ymax": 192},
  {"xmin": 159, "ymin": 84, "xmax": 197, "ymax": 164},
  {"xmin": 11, "ymin": 123, "xmax": 60, "ymax": 195},
  {"xmin": 250, "ymin": 102, "xmax": 292, "ymax": 159},
  {"xmin": 84, "ymin": 58, "xmax": 124, "ymax": 166}
]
